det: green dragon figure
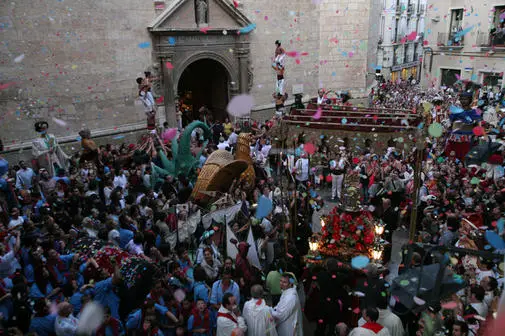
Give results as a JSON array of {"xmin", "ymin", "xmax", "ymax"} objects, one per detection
[{"xmin": 151, "ymin": 121, "xmax": 212, "ymax": 184}]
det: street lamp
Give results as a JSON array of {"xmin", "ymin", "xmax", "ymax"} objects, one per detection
[
  {"xmin": 374, "ymin": 222, "xmax": 385, "ymax": 236},
  {"xmin": 372, "ymin": 245, "xmax": 383, "ymax": 261}
]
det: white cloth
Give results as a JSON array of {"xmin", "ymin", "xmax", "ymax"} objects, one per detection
[
  {"xmin": 8, "ymin": 217, "xmax": 24, "ymax": 229},
  {"xmin": 216, "ymin": 306, "xmax": 247, "ymax": 336},
  {"xmin": 349, "ymin": 326, "xmax": 391, "ymax": 336},
  {"xmin": 113, "ymin": 174, "xmax": 127, "ymax": 190},
  {"xmin": 32, "ymin": 134, "xmax": 69, "ymax": 177},
  {"xmin": 125, "ymin": 240, "xmax": 144, "ymax": 255},
  {"xmin": 228, "ymin": 132, "xmax": 238, "ymax": 145},
  {"xmin": 377, "ymin": 309, "xmax": 405, "ymax": 336},
  {"xmin": 0, "ymin": 251, "xmax": 20, "ymax": 279},
  {"xmin": 243, "ymin": 298, "xmax": 278, "ymax": 336},
  {"xmin": 202, "ymin": 202, "xmax": 242, "ymax": 229},
  {"xmin": 272, "ymin": 287, "xmax": 303, "ymax": 336},
  {"xmin": 276, "ymin": 78, "xmax": 285, "ymax": 95},
  {"xmin": 55, "ymin": 315, "xmax": 79, "ymax": 336},
  {"xmin": 470, "ymin": 302, "xmax": 488, "ymax": 317},
  {"xmin": 332, "ymin": 173, "xmax": 344, "ymax": 199},
  {"xmin": 295, "ymin": 158, "xmax": 309, "ymax": 182},
  {"xmin": 217, "ymin": 141, "xmax": 230, "ymax": 150},
  {"xmin": 200, "ymin": 257, "xmax": 222, "ymax": 281}
]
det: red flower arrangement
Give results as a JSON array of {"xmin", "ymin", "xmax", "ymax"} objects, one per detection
[{"xmin": 319, "ymin": 207, "xmax": 376, "ymax": 259}]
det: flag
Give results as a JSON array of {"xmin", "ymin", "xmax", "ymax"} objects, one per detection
[{"xmin": 246, "ymin": 228, "xmax": 261, "ymax": 269}]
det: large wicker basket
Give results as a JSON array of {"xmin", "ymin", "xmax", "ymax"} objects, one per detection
[
  {"xmin": 192, "ymin": 149, "xmax": 248, "ymax": 202},
  {"xmin": 235, "ymin": 133, "xmax": 255, "ymax": 187}
]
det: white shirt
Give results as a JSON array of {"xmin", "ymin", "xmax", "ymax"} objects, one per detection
[
  {"xmin": 243, "ymin": 298, "xmax": 278, "ymax": 336},
  {"xmin": 8, "ymin": 216, "xmax": 24, "ymax": 229},
  {"xmin": 216, "ymin": 306, "xmax": 247, "ymax": 336},
  {"xmin": 228, "ymin": 132, "xmax": 238, "ymax": 145},
  {"xmin": 217, "ymin": 141, "xmax": 229, "ymax": 150},
  {"xmin": 55, "ymin": 314, "xmax": 79, "ymax": 336},
  {"xmin": 470, "ymin": 302, "xmax": 488, "ymax": 317},
  {"xmin": 125, "ymin": 240, "xmax": 144, "ymax": 255},
  {"xmin": 113, "ymin": 174, "xmax": 127, "ymax": 190},
  {"xmin": 295, "ymin": 158, "xmax": 309, "ymax": 182},
  {"xmin": 0, "ymin": 251, "xmax": 19, "ymax": 279},
  {"xmin": 377, "ymin": 308, "xmax": 405, "ymax": 336}
]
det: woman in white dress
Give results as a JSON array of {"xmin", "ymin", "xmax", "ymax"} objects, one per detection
[{"xmin": 31, "ymin": 121, "xmax": 69, "ymax": 176}]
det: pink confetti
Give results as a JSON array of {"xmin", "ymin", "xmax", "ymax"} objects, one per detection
[
  {"xmin": 199, "ymin": 27, "xmax": 210, "ymax": 34},
  {"xmin": 407, "ymin": 31, "xmax": 418, "ymax": 41},
  {"xmin": 286, "ymin": 51, "xmax": 299, "ymax": 57},
  {"xmin": 312, "ymin": 107, "xmax": 322, "ymax": 120},
  {"xmin": 0, "ymin": 82, "xmax": 16, "ymax": 90},
  {"xmin": 165, "ymin": 62, "xmax": 174, "ymax": 69},
  {"xmin": 304, "ymin": 143, "xmax": 316, "ymax": 155},
  {"xmin": 330, "ymin": 38, "xmax": 339, "ymax": 44},
  {"xmin": 233, "ymin": 0, "xmax": 239, "ymax": 8},
  {"xmin": 295, "ymin": 59, "xmax": 301, "ymax": 64},
  {"xmin": 353, "ymin": 307, "xmax": 360, "ymax": 314},
  {"xmin": 348, "ymin": 51, "xmax": 354, "ymax": 58},
  {"xmin": 441, "ymin": 301, "xmax": 458, "ymax": 310},
  {"xmin": 264, "ymin": 16, "xmax": 268, "ymax": 20},
  {"xmin": 286, "ymin": 252, "xmax": 293, "ymax": 258}
]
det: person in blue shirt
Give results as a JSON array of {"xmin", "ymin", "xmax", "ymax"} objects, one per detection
[
  {"xmin": 118, "ymin": 214, "xmax": 135, "ymax": 249},
  {"xmin": 29, "ymin": 266, "xmax": 62, "ymax": 301},
  {"xmin": 193, "ymin": 267, "xmax": 210, "ymax": 303},
  {"xmin": 210, "ymin": 268, "xmax": 240, "ymax": 311},
  {"xmin": 95, "ymin": 306, "xmax": 125, "ymax": 336},
  {"xmin": 126, "ymin": 299, "xmax": 179, "ymax": 331},
  {"xmin": 46, "ymin": 249, "xmax": 76, "ymax": 286},
  {"xmin": 187, "ymin": 299, "xmax": 214, "ymax": 336},
  {"xmin": 29, "ymin": 298, "xmax": 57, "ymax": 336},
  {"xmin": 68, "ymin": 282, "xmax": 94, "ymax": 316},
  {"xmin": 94, "ymin": 270, "xmax": 121, "ymax": 320}
]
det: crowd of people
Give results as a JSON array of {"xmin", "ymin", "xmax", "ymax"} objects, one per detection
[{"xmin": 1, "ymin": 79, "xmax": 505, "ymax": 336}]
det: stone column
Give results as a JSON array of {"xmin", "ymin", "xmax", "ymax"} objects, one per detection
[
  {"xmin": 162, "ymin": 54, "xmax": 177, "ymax": 127},
  {"xmin": 236, "ymin": 48, "xmax": 250, "ymax": 94}
]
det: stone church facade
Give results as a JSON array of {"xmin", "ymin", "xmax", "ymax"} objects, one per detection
[{"xmin": 0, "ymin": 0, "xmax": 378, "ymax": 152}]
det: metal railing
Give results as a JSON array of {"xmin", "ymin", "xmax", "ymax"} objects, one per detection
[
  {"xmin": 418, "ymin": 4, "xmax": 425, "ymax": 15},
  {"xmin": 437, "ymin": 32, "xmax": 464, "ymax": 47},
  {"xmin": 476, "ymin": 30, "xmax": 505, "ymax": 47}
]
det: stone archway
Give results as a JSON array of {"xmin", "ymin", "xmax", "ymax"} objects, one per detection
[{"xmin": 177, "ymin": 58, "xmax": 230, "ymax": 123}]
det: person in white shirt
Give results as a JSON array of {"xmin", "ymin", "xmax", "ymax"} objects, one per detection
[
  {"xmin": 125, "ymin": 232, "xmax": 144, "ymax": 256},
  {"xmin": 15, "ymin": 160, "xmax": 35, "ymax": 190},
  {"xmin": 243, "ymin": 285, "xmax": 278, "ymax": 336},
  {"xmin": 228, "ymin": 129, "xmax": 238, "ymax": 146},
  {"xmin": 469, "ymin": 285, "xmax": 488, "ymax": 318},
  {"xmin": 350, "ymin": 307, "xmax": 391, "ymax": 336},
  {"xmin": 216, "ymin": 293, "xmax": 247, "ymax": 336},
  {"xmin": 330, "ymin": 152, "xmax": 346, "ymax": 200},
  {"xmin": 0, "ymin": 231, "xmax": 21, "ymax": 279},
  {"xmin": 217, "ymin": 137, "xmax": 230, "ymax": 151},
  {"xmin": 294, "ymin": 152, "xmax": 309, "ymax": 184},
  {"xmin": 272, "ymin": 273, "xmax": 303, "ymax": 336},
  {"xmin": 113, "ymin": 170, "xmax": 127, "ymax": 190},
  {"xmin": 55, "ymin": 302, "xmax": 79, "ymax": 336},
  {"xmin": 8, "ymin": 207, "xmax": 24, "ymax": 229}
]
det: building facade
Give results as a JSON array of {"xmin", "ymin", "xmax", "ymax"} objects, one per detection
[
  {"xmin": 376, "ymin": 0, "xmax": 427, "ymax": 81},
  {"xmin": 0, "ymin": 0, "xmax": 378, "ymax": 153},
  {"xmin": 421, "ymin": 1, "xmax": 505, "ymax": 90}
]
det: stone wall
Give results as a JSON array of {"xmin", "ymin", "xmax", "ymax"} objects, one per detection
[
  {"xmin": 1, "ymin": 0, "xmax": 376, "ymax": 150},
  {"xmin": 0, "ymin": 0, "xmax": 155, "ymax": 148}
]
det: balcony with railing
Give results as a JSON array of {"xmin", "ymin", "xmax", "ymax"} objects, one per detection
[
  {"xmin": 476, "ymin": 30, "xmax": 505, "ymax": 50},
  {"xmin": 437, "ymin": 32, "xmax": 464, "ymax": 49}
]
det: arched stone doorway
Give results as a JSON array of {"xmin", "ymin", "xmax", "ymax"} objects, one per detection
[{"xmin": 177, "ymin": 58, "xmax": 230, "ymax": 124}]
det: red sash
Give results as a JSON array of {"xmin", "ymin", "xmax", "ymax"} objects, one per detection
[{"xmin": 217, "ymin": 312, "xmax": 238, "ymax": 324}]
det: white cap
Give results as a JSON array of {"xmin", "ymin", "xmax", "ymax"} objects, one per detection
[{"xmin": 108, "ymin": 229, "xmax": 120, "ymax": 243}]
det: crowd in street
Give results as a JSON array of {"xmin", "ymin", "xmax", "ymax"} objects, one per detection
[{"xmin": 1, "ymin": 80, "xmax": 505, "ymax": 336}]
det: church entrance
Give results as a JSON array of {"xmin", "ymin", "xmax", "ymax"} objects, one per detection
[{"xmin": 177, "ymin": 58, "xmax": 229, "ymax": 125}]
